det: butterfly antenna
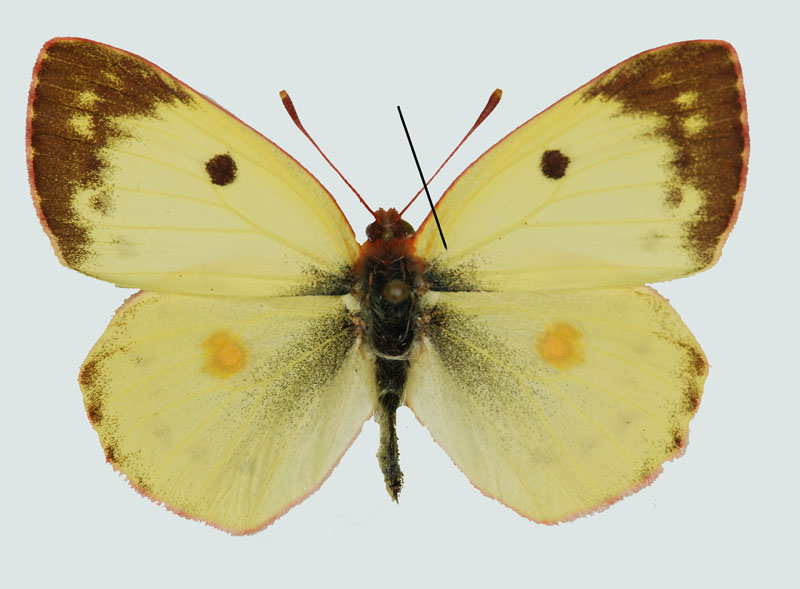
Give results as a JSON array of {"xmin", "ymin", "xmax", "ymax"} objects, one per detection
[
  {"xmin": 399, "ymin": 89, "xmax": 502, "ymax": 216},
  {"xmin": 280, "ymin": 90, "xmax": 375, "ymax": 216}
]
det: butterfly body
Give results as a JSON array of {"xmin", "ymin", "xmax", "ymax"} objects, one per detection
[
  {"xmin": 28, "ymin": 38, "xmax": 748, "ymax": 533},
  {"xmin": 355, "ymin": 207, "xmax": 424, "ymax": 498}
]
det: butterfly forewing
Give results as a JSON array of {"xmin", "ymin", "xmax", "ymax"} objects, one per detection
[
  {"xmin": 27, "ymin": 38, "xmax": 358, "ymax": 297},
  {"xmin": 414, "ymin": 41, "xmax": 747, "ymax": 292}
]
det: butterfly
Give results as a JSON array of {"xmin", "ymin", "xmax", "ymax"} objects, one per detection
[{"xmin": 27, "ymin": 38, "xmax": 748, "ymax": 534}]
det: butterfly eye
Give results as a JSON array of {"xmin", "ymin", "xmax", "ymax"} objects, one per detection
[
  {"xmin": 205, "ymin": 153, "xmax": 237, "ymax": 186},
  {"xmin": 399, "ymin": 220, "xmax": 415, "ymax": 237},
  {"xmin": 382, "ymin": 279, "xmax": 410, "ymax": 303},
  {"xmin": 366, "ymin": 220, "xmax": 382, "ymax": 241},
  {"xmin": 365, "ymin": 214, "xmax": 414, "ymax": 242},
  {"xmin": 540, "ymin": 149, "xmax": 570, "ymax": 179}
]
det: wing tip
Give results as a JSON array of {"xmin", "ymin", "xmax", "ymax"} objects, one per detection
[
  {"xmin": 27, "ymin": 37, "xmax": 360, "ymax": 272},
  {"xmin": 711, "ymin": 42, "xmax": 750, "ymax": 268},
  {"xmin": 27, "ymin": 39, "xmax": 69, "ymax": 269},
  {"xmin": 414, "ymin": 40, "xmax": 749, "ymax": 255}
]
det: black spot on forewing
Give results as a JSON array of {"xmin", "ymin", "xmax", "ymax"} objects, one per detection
[
  {"xmin": 582, "ymin": 41, "xmax": 747, "ymax": 269},
  {"xmin": 205, "ymin": 153, "xmax": 237, "ymax": 186},
  {"xmin": 540, "ymin": 150, "xmax": 570, "ymax": 179},
  {"xmin": 28, "ymin": 39, "xmax": 194, "ymax": 268}
]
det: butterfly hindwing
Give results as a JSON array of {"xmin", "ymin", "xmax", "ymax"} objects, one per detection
[
  {"xmin": 406, "ymin": 287, "xmax": 706, "ymax": 522},
  {"xmin": 415, "ymin": 41, "xmax": 747, "ymax": 291},
  {"xmin": 80, "ymin": 291, "xmax": 375, "ymax": 533},
  {"xmin": 27, "ymin": 38, "xmax": 358, "ymax": 297}
]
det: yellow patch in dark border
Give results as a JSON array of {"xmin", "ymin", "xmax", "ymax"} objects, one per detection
[
  {"xmin": 583, "ymin": 41, "xmax": 746, "ymax": 269},
  {"xmin": 28, "ymin": 39, "xmax": 193, "ymax": 268}
]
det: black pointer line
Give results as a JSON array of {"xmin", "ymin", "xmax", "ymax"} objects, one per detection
[{"xmin": 396, "ymin": 106, "xmax": 448, "ymax": 250}]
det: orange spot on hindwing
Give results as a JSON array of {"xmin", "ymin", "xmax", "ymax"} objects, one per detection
[
  {"xmin": 203, "ymin": 330, "xmax": 247, "ymax": 379},
  {"xmin": 536, "ymin": 322, "xmax": 585, "ymax": 369}
]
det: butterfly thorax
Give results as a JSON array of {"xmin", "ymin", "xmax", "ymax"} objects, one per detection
[
  {"xmin": 354, "ymin": 208, "xmax": 425, "ymax": 500},
  {"xmin": 356, "ymin": 208, "xmax": 424, "ymax": 358}
]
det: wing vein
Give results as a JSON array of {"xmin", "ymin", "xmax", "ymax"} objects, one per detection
[
  {"xmin": 186, "ymin": 329, "xmax": 353, "ymax": 498},
  {"xmin": 434, "ymin": 323, "xmax": 603, "ymax": 494}
]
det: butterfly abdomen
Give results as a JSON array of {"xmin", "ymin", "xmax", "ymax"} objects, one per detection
[{"xmin": 355, "ymin": 208, "xmax": 424, "ymax": 500}]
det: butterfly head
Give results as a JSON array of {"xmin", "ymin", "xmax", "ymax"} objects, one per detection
[{"xmin": 366, "ymin": 208, "xmax": 415, "ymax": 243}]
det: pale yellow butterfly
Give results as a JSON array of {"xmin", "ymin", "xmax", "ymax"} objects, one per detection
[{"xmin": 27, "ymin": 38, "xmax": 747, "ymax": 533}]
